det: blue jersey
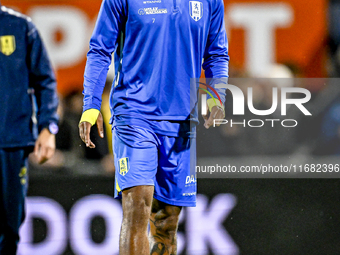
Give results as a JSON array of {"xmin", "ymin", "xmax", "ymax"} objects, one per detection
[
  {"xmin": 0, "ymin": 6, "xmax": 59, "ymax": 148},
  {"xmin": 83, "ymin": 0, "xmax": 229, "ymax": 131}
]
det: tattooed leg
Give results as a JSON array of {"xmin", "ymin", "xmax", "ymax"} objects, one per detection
[{"xmin": 149, "ymin": 199, "xmax": 182, "ymax": 255}]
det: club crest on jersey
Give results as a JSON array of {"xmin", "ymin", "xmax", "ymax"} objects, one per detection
[
  {"xmin": 119, "ymin": 157, "xmax": 129, "ymax": 176},
  {"xmin": 189, "ymin": 1, "xmax": 203, "ymax": 21},
  {"xmin": 0, "ymin": 35, "xmax": 16, "ymax": 56}
]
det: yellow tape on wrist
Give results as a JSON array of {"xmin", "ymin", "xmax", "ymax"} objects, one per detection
[
  {"xmin": 207, "ymin": 98, "xmax": 224, "ymax": 112},
  {"xmin": 79, "ymin": 109, "xmax": 100, "ymax": 126}
]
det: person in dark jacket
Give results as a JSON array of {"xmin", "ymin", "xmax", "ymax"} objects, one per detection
[{"xmin": 0, "ymin": 3, "xmax": 59, "ymax": 254}]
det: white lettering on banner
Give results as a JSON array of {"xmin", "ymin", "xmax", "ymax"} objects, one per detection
[
  {"xmin": 69, "ymin": 194, "xmax": 122, "ymax": 255},
  {"xmin": 186, "ymin": 194, "xmax": 239, "ymax": 255},
  {"xmin": 17, "ymin": 4, "xmax": 292, "ymax": 78},
  {"xmin": 18, "ymin": 194, "xmax": 237, "ymax": 254},
  {"xmin": 18, "ymin": 197, "xmax": 67, "ymax": 255},
  {"xmin": 28, "ymin": 7, "xmax": 90, "ymax": 69},
  {"xmin": 7, "ymin": 3, "xmax": 295, "ymax": 80},
  {"xmin": 228, "ymin": 4, "xmax": 293, "ymax": 76}
]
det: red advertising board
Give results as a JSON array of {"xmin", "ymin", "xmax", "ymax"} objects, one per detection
[{"xmin": 2, "ymin": 0, "xmax": 327, "ymax": 95}]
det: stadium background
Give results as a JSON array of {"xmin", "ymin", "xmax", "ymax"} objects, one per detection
[{"xmin": 2, "ymin": 0, "xmax": 340, "ymax": 254}]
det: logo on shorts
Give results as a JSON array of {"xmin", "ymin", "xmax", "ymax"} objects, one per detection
[
  {"xmin": 189, "ymin": 1, "xmax": 203, "ymax": 21},
  {"xmin": 119, "ymin": 157, "xmax": 129, "ymax": 176},
  {"xmin": 0, "ymin": 35, "xmax": 16, "ymax": 56},
  {"xmin": 185, "ymin": 175, "xmax": 196, "ymax": 184},
  {"xmin": 185, "ymin": 174, "xmax": 197, "ymax": 188},
  {"xmin": 182, "ymin": 192, "xmax": 196, "ymax": 196}
]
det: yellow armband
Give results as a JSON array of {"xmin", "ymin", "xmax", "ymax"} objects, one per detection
[
  {"xmin": 79, "ymin": 109, "xmax": 100, "ymax": 126},
  {"xmin": 207, "ymin": 98, "xmax": 224, "ymax": 112}
]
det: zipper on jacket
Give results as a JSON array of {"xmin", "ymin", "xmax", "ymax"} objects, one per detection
[{"xmin": 27, "ymin": 88, "xmax": 38, "ymax": 138}]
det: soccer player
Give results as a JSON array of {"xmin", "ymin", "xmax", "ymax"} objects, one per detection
[
  {"xmin": 0, "ymin": 3, "xmax": 59, "ymax": 254},
  {"xmin": 79, "ymin": 0, "xmax": 229, "ymax": 254}
]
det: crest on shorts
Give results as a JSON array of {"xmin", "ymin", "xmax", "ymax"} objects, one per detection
[
  {"xmin": 0, "ymin": 35, "xmax": 16, "ymax": 56},
  {"xmin": 189, "ymin": 1, "xmax": 203, "ymax": 21},
  {"xmin": 119, "ymin": 157, "xmax": 129, "ymax": 176}
]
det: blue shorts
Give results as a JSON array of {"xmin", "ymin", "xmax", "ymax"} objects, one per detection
[{"xmin": 113, "ymin": 125, "xmax": 196, "ymax": 207}]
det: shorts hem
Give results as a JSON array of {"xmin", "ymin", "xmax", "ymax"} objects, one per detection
[{"xmin": 153, "ymin": 194, "xmax": 196, "ymax": 207}]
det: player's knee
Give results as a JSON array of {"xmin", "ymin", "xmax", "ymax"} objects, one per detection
[
  {"xmin": 124, "ymin": 197, "xmax": 151, "ymax": 218},
  {"xmin": 122, "ymin": 186, "xmax": 153, "ymax": 228}
]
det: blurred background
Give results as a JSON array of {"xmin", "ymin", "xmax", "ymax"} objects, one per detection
[{"xmin": 2, "ymin": 0, "xmax": 340, "ymax": 254}]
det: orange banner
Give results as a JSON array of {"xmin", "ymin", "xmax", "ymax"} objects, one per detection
[
  {"xmin": 225, "ymin": 0, "xmax": 327, "ymax": 82},
  {"xmin": 2, "ymin": 0, "xmax": 327, "ymax": 95},
  {"xmin": 2, "ymin": 0, "xmax": 103, "ymax": 96}
]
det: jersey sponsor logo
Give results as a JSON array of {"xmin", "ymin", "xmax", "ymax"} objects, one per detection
[
  {"xmin": 182, "ymin": 192, "xmax": 196, "ymax": 196},
  {"xmin": 185, "ymin": 175, "xmax": 197, "ymax": 184},
  {"xmin": 189, "ymin": 1, "xmax": 203, "ymax": 21},
  {"xmin": 185, "ymin": 174, "xmax": 197, "ymax": 188},
  {"xmin": 0, "ymin": 35, "xmax": 16, "ymax": 56},
  {"xmin": 143, "ymin": 0, "xmax": 162, "ymax": 4},
  {"xmin": 138, "ymin": 7, "xmax": 168, "ymax": 15},
  {"xmin": 119, "ymin": 157, "xmax": 129, "ymax": 176}
]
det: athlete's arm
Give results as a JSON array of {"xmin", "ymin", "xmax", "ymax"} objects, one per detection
[
  {"xmin": 202, "ymin": 0, "xmax": 229, "ymax": 129},
  {"xmin": 79, "ymin": 0, "xmax": 126, "ymax": 147}
]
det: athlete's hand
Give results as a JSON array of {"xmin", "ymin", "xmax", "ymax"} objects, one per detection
[
  {"xmin": 34, "ymin": 128, "xmax": 56, "ymax": 164},
  {"xmin": 203, "ymin": 106, "xmax": 225, "ymax": 129},
  {"xmin": 79, "ymin": 111, "xmax": 104, "ymax": 148}
]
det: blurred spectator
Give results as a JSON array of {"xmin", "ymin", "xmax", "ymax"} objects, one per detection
[{"xmin": 313, "ymin": 97, "xmax": 340, "ymax": 155}]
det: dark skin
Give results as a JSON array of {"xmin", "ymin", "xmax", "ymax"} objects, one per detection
[
  {"xmin": 79, "ymin": 112, "xmax": 105, "ymax": 148},
  {"xmin": 149, "ymin": 199, "xmax": 182, "ymax": 255},
  {"xmin": 120, "ymin": 186, "xmax": 154, "ymax": 255},
  {"xmin": 203, "ymin": 105, "xmax": 225, "ymax": 129},
  {"xmin": 78, "ymin": 106, "xmax": 223, "ymax": 254}
]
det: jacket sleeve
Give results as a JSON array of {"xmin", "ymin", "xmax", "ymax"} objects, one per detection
[
  {"xmin": 202, "ymin": 0, "xmax": 229, "ymax": 105},
  {"xmin": 82, "ymin": 0, "xmax": 127, "ymax": 112},
  {"xmin": 27, "ymin": 20, "xmax": 59, "ymax": 132}
]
